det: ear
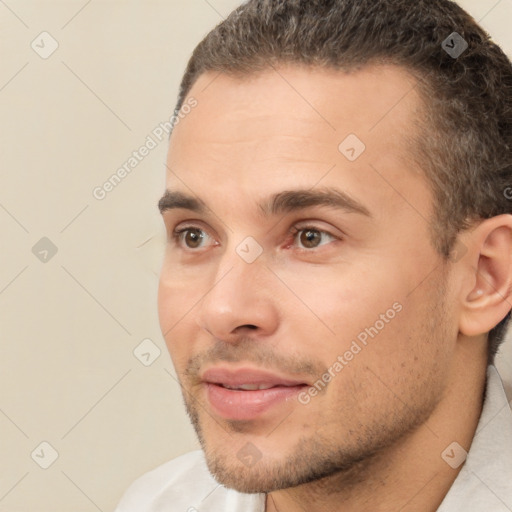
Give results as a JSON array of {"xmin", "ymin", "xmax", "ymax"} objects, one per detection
[{"xmin": 459, "ymin": 214, "xmax": 512, "ymax": 337}]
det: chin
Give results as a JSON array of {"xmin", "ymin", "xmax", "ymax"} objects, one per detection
[{"xmin": 201, "ymin": 435, "xmax": 371, "ymax": 495}]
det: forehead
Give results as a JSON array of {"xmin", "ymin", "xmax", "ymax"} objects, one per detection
[
  {"xmin": 165, "ymin": 64, "xmax": 430, "ymax": 222},
  {"xmin": 175, "ymin": 63, "xmax": 420, "ymax": 139}
]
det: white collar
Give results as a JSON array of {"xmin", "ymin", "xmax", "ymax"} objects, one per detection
[{"xmin": 437, "ymin": 365, "xmax": 512, "ymax": 511}]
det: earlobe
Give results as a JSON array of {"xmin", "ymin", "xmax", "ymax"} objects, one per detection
[{"xmin": 458, "ymin": 215, "xmax": 512, "ymax": 338}]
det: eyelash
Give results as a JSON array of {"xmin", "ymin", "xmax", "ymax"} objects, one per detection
[{"xmin": 171, "ymin": 224, "xmax": 339, "ymax": 252}]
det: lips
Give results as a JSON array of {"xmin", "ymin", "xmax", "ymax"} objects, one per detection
[
  {"xmin": 202, "ymin": 367, "xmax": 308, "ymax": 388},
  {"xmin": 201, "ymin": 367, "xmax": 309, "ymax": 421}
]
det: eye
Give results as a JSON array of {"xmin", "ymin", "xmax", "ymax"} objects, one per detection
[
  {"xmin": 170, "ymin": 224, "xmax": 340, "ymax": 252},
  {"xmin": 289, "ymin": 226, "xmax": 339, "ymax": 250},
  {"xmin": 172, "ymin": 226, "xmax": 216, "ymax": 250}
]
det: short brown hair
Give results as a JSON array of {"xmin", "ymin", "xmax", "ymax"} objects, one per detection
[{"xmin": 173, "ymin": 0, "xmax": 512, "ymax": 362}]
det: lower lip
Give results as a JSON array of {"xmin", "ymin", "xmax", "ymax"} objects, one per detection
[{"xmin": 205, "ymin": 383, "xmax": 306, "ymax": 421}]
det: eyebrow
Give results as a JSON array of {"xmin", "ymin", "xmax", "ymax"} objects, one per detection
[{"xmin": 158, "ymin": 187, "xmax": 372, "ymax": 218}]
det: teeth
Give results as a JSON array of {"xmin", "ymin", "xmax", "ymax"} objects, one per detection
[{"xmin": 223, "ymin": 384, "xmax": 274, "ymax": 391}]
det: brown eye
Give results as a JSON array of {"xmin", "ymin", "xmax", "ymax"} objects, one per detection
[
  {"xmin": 183, "ymin": 228, "xmax": 204, "ymax": 248},
  {"xmin": 299, "ymin": 229, "xmax": 322, "ymax": 249},
  {"xmin": 173, "ymin": 227, "xmax": 208, "ymax": 249},
  {"xmin": 291, "ymin": 226, "xmax": 338, "ymax": 250}
]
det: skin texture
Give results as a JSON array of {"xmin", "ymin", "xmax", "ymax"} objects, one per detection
[{"xmin": 158, "ymin": 64, "xmax": 512, "ymax": 512}]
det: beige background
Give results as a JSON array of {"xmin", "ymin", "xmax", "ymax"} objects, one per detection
[{"xmin": 0, "ymin": 0, "xmax": 511, "ymax": 510}]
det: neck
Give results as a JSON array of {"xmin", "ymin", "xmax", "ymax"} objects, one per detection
[{"xmin": 265, "ymin": 349, "xmax": 487, "ymax": 512}]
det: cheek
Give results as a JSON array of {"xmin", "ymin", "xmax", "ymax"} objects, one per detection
[
  {"xmin": 157, "ymin": 274, "xmax": 175, "ymax": 336},
  {"xmin": 336, "ymin": 284, "xmax": 448, "ymax": 398},
  {"xmin": 158, "ymin": 259, "xmax": 199, "ymax": 330},
  {"xmin": 157, "ymin": 268, "xmax": 200, "ymax": 364},
  {"xmin": 314, "ymin": 299, "xmax": 446, "ymax": 430},
  {"xmin": 283, "ymin": 262, "xmax": 434, "ymax": 378},
  {"xmin": 280, "ymin": 265, "xmax": 393, "ymax": 348}
]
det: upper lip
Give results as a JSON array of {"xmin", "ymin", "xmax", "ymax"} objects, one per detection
[{"xmin": 201, "ymin": 366, "xmax": 309, "ymax": 387}]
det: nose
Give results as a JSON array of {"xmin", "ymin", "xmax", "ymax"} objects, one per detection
[{"xmin": 195, "ymin": 253, "xmax": 280, "ymax": 343}]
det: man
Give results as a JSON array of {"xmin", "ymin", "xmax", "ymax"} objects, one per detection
[{"xmin": 115, "ymin": 0, "xmax": 512, "ymax": 510}]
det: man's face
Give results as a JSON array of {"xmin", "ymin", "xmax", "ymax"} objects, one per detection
[{"xmin": 158, "ymin": 64, "xmax": 458, "ymax": 493}]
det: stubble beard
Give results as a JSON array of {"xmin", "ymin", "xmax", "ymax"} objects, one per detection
[{"xmin": 178, "ymin": 280, "xmax": 450, "ymax": 495}]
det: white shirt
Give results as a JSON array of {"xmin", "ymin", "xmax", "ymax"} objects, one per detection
[{"xmin": 114, "ymin": 365, "xmax": 512, "ymax": 511}]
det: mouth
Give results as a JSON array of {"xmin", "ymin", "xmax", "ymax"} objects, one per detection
[
  {"xmin": 201, "ymin": 367, "xmax": 310, "ymax": 421},
  {"xmin": 220, "ymin": 383, "xmax": 290, "ymax": 391}
]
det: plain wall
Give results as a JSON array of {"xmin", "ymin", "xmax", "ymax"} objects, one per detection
[{"xmin": 0, "ymin": 1, "xmax": 511, "ymax": 510}]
